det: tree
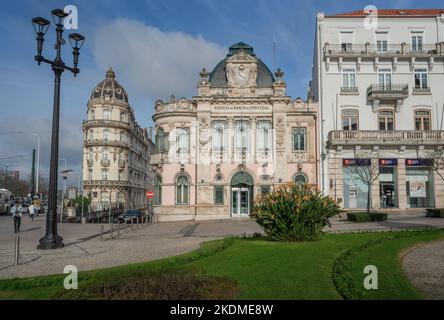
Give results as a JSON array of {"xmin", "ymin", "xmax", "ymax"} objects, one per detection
[
  {"xmin": 345, "ymin": 158, "xmax": 380, "ymax": 213},
  {"xmin": 426, "ymin": 150, "xmax": 444, "ymax": 182}
]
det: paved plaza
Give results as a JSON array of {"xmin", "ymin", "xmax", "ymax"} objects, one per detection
[{"xmin": 0, "ymin": 211, "xmax": 444, "ymax": 281}]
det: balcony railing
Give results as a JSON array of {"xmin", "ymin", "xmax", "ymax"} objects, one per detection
[
  {"xmin": 101, "ymin": 159, "xmax": 110, "ymax": 167},
  {"xmin": 367, "ymin": 84, "xmax": 409, "ymax": 100},
  {"xmin": 324, "ymin": 43, "xmax": 444, "ymax": 57},
  {"xmin": 84, "ymin": 139, "xmax": 130, "ymax": 149},
  {"xmin": 413, "ymin": 86, "xmax": 431, "ymax": 93},
  {"xmin": 328, "ymin": 130, "xmax": 444, "ymax": 146},
  {"xmin": 83, "ymin": 119, "xmax": 130, "ymax": 130},
  {"xmin": 341, "ymin": 86, "xmax": 358, "ymax": 93}
]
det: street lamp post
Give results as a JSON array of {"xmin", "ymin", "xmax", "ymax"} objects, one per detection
[{"xmin": 33, "ymin": 9, "xmax": 85, "ymax": 250}]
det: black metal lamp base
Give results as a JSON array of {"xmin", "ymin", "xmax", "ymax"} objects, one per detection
[{"xmin": 37, "ymin": 234, "xmax": 64, "ymax": 250}]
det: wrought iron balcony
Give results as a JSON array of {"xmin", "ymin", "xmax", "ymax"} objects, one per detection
[
  {"xmin": 341, "ymin": 86, "xmax": 359, "ymax": 93},
  {"xmin": 367, "ymin": 84, "xmax": 409, "ymax": 101},
  {"xmin": 118, "ymin": 159, "xmax": 126, "ymax": 168},
  {"xmin": 101, "ymin": 159, "xmax": 110, "ymax": 167},
  {"xmin": 413, "ymin": 86, "xmax": 431, "ymax": 93},
  {"xmin": 84, "ymin": 139, "xmax": 130, "ymax": 149},
  {"xmin": 83, "ymin": 119, "xmax": 130, "ymax": 130},
  {"xmin": 328, "ymin": 130, "xmax": 444, "ymax": 146}
]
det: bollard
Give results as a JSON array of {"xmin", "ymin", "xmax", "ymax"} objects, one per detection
[
  {"xmin": 110, "ymin": 222, "xmax": 114, "ymax": 239},
  {"xmin": 14, "ymin": 234, "xmax": 20, "ymax": 267},
  {"xmin": 100, "ymin": 225, "xmax": 104, "ymax": 241},
  {"xmin": 117, "ymin": 222, "xmax": 120, "ymax": 236}
]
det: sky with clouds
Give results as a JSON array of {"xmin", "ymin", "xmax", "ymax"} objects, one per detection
[{"xmin": 0, "ymin": 0, "xmax": 442, "ymax": 188}]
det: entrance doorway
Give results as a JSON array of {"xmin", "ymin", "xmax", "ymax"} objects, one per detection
[
  {"xmin": 230, "ymin": 172, "xmax": 254, "ymax": 217},
  {"xmin": 231, "ymin": 187, "xmax": 249, "ymax": 216}
]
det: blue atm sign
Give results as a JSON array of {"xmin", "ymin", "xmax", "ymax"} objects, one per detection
[
  {"xmin": 405, "ymin": 159, "xmax": 434, "ymax": 167},
  {"xmin": 379, "ymin": 159, "xmax": 398, "ymax": 166},
  {"xmin": 343, "ymin": 159, "xmax": 371, "ymax": 167}
]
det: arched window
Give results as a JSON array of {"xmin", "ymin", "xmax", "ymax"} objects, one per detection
[
  {"xmin": 102, "ymin": 149, "xmax": 109, "ymax": 160},
  {"xmin": 154, "ymin": 175, "xmax": 162, "ymax": 205},
  {"xmin": 212, "ymin": 121, "xmax": 226, "ymax": 152},
  {"xmin": 155, "ymin": 128, "xmax": 165, "ymax": 153},
  {"xmin": 294, "ymin": 173, "xmax": 307, "ymax": 186},
  {"xmin": 256, "ymin": 121, "xmax": 272, "ymax": 152},
  {"xmin": 176, "ymin": 175, "xmax": 189, "ymax": 205},
  {"xmin": 235, "ymin": 121, "xmax": 249, "ymax": 152}
]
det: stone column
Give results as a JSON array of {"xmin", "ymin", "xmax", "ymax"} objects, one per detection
[
  {"xmin": 251, "ymin": 117, "xmax": 256, "ymax": 164},
  {"xmin": 228, "ymin": 117, "xmax": 234, "ymax": 164},
  {"xmin": 435, "ymin": 170, "xmax": 444, "ymax": 208},
  {"xmin": 398, "ymin": 160, "xmax": 407, "ymax": 210}
]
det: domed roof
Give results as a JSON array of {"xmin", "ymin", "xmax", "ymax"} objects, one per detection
[
  {"xmin": 90, "ymin": 68, "xmax": 129, "ymax": 103},
  {"xmin": 209, "ymin": 42, "xmax": 275, "ymax": 88}
]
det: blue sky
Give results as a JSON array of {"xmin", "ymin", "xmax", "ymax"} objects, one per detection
[{"xmin": 0, "ymin": 0, "xmax": 442, "ymax": 188}]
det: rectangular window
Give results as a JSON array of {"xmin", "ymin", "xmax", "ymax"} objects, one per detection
[
  {"xmin": 103, "ymin": 129, "xmax": 110, "ymax": 142},
  {"xmin": 235, "ymin": 122, "xmax": 249, "ymax": 152},
  {"xmin": 214, "ymin": 186, "xmax": 224, "ymax": 204},
  {"xmin": 292, "ymin": 128, "xmax": 307, "ymax": 151},
  {"xmin": 260, "ymin": 185, "xmax": 271, "ymax": 195},
  {"xmin": 414, "ymin": 69, "xmax": 428, "ymax": 90},
  {"xmin": 411, "ymin": 33, "xmax": 424, "ymax": 51},
  {"xmin": 414, "ymin": 110, "xmax": 431, "ymax": 131},
  {"xmin": 342, "ymin": 110, "xmax": 359, "ymax": 131},
  {"xmin": 89, "ymin": 110, "xmax": 95, "ymax": 121},
  {"xmin": 376, "ymin": 40, "xmax": 388, "ymax": 52},
  {"xmin": 378, "ymin": 69, "xmax": 392, "ymax": 88},
  {"xmin": 340, "ymin": 31, "xmax": 354, "ymax": 52},
  {"xmin": 103, "ymin": 109, "xmax": 112, "ymax": 120},
  {"xmin": 212, "ymin": 122, "xmax": 226, "ymax": 152},
  {"xmin": 257, "ymin": 121, "xmax": 272, "ymax": 152},
  {"xmin": 176, "ymin": 128, "xmax": 189, "ymax": 153},
  {"xmin": 379, "ymin": 111, "xmax": 395, "ymax": 131},
  {"xmin": 101, "ymin": 169, "xmax": 108, "ymax": 181},
  {"xmin": 342, "ymin": 69, "xmax": 356, "ymax": 89}
]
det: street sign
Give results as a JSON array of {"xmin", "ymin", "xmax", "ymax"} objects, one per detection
[{"xmin": 146, "ymin": 191, "xmax": 154, "ymax": 199}]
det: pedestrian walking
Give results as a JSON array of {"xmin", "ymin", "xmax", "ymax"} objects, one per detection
[
  {"xmin": 29, "ymin": 203, "xmax": 36, "ymax": 221},
  {"xmin": 11, "ymin": 203, "xmax": 22, "ymax": 233}
]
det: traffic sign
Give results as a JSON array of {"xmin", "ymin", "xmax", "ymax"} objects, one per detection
[{"xmin": 146, "ymin": 191, "xmax": 154, "ymax": 199}]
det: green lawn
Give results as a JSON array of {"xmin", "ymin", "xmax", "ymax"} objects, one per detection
[{"xmin": 1, "ymin": 230, "xmax": 442, "ymax": 300}]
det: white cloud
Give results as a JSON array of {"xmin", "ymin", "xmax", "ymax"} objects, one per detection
[{"xmin": 92, "ymin": 18, "xmax": 226, "ymax": 100}]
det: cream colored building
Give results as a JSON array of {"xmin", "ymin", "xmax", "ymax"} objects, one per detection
[
  {"xmin": 312, "ymin": 9, "xmax": 444, "ymax": 210},
  {"xmin": 152, "ymin": 42, "xmax": 319, "ymax": 222},
  {"xmin": 82, "ymin": 68, "xmax": 151, "ymax": 210}
]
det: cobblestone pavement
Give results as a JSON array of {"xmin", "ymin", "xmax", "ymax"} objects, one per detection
[
  {"xmin": 402, "ymin": 239, "xmax": 444, "ymax": 300},
  {"xmin": 0, "ymin": 211, "xmax": 443, "ymax": 280}
]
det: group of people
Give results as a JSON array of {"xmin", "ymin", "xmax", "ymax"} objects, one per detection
[{"xmin": 10, "ymin": 202, "xmax": 38, "ymax": 234}]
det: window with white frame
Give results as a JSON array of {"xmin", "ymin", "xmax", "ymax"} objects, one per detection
[
  {"xmin": 340, "ymin": 31, "xmax": 354, "ymax": 52},
  {"xmin": 414, "ymin": 110, "xmax": 431, "ymax": 131},
  {"xmin": 212, "ymin": 121, "xmax": 226, "ymax": 152},
  {"xmin": 342, "ymin": 109, "xmax": 359, "ymax": 131},
  {"xmin": 256, "ymin": 121, "xmax": 272, "ymax": 153},
  {"xmin": 375, "ymin": 31, "xmax": 389, "ymax": 52},
  {"xmin": 103, "ymin": 129, "xmax": 110, "ymax": 142},
  {"xmin": 414, "ymin": 69, "xmax": 428, "ymax": 90},
  {"xmin": 342, "ymin": 69, "xmax": 356, "ymax": 90},
  {"xmin": 378, "ymin": 69, "xmax": 392, "ymax": 88},
  {"xmin": 292, "ymin": 128, "xmax": 307, "ymax": 151},
  {"xmin": 102, "ymin": 149, "xmax": 109, "ymax": 160},
  {"xmin": 411, "ymin": 32, "xmax": 424, "ymax": 51},
  {"xmin": 176, "ymin": 128, "xmax": 189, "ymax": 153},
  {"xmin": 103, "ymin": 109, "xmax": 112, "ymax": 120},
  {"xmin": 120, "ymin": 111, "xmax": 127, "ymax": 122},
  {"xmin": 235, "ymin": 121, "xmax": 250, "ymax": 152},
  {"xmin": 101, "ymin": 169, "xmax": 108, "ymax": 181},
  {"xmin": 378, "ymin": 110, "xmax": 395, "ymax": 131}
]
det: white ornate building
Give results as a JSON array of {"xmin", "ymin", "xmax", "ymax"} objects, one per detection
[
  {"xmin": 152, "ymin": 42, "xmax": 319, "ymax": 222},
  {"xmin": 312, "ymin": 9, "xmax": 444, "ymax": 210},
  {"xmin": 82, "ymin": 68, "xmax": 152, "ymax": 210}
]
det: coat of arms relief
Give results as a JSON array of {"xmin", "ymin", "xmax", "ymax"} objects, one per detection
[{"xmin": 226, "ymin": 50, "xmax": 258, "ymax": 88}]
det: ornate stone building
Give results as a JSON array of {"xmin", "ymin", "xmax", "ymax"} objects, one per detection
[
  {"xmin": 82, "ymin": 68, "xmax": 152, "ymax": 210},
  {"xmin": 152, "ymin": 42, "xmax": 319, "ymax": 222}
]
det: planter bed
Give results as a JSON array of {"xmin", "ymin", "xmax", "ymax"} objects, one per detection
[
  {"xmin": 425, "ymin": 209, "xmax": 444, "ymax": 218},
  {"xmin": 347, "ymin": 212, "xmax": 388, "ymax": 222}
]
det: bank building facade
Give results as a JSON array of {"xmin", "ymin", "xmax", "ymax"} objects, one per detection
[{"xmin": 151, "ymin": 42, "xmax": 319, "ymax": 222}]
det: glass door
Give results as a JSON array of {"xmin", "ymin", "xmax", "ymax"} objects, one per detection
[{"xmin": 231, "ymin": 187, "xmax": 250, "ymax": 216}]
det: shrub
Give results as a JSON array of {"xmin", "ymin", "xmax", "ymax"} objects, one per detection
[
  {"xmin": 55, "ymin": 270, "xmax": 238, "ymax": 300},
  {"xmin": 252, "ymin": 183, "xmax": 341, "ymax": 241},
  {"xmin": 347, "ymin": 212, "xmax": 388, "ymax": 222},
  {"xmin": 425, "ymin": 209, "xmax": 444, "ymax": 218}
]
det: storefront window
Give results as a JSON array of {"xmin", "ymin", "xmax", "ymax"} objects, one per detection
[
  {"xmin": 343, "ymin": 168, "xmax": 368, "ymax": 209},
  {"xmin": 406, "ymin": 168, "xmax": 435, "ymax": 208}
]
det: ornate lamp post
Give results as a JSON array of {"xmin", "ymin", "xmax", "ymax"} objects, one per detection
[{"xmin": 32, "ymin": 9, "xmax": 85, "ymax": 250}]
